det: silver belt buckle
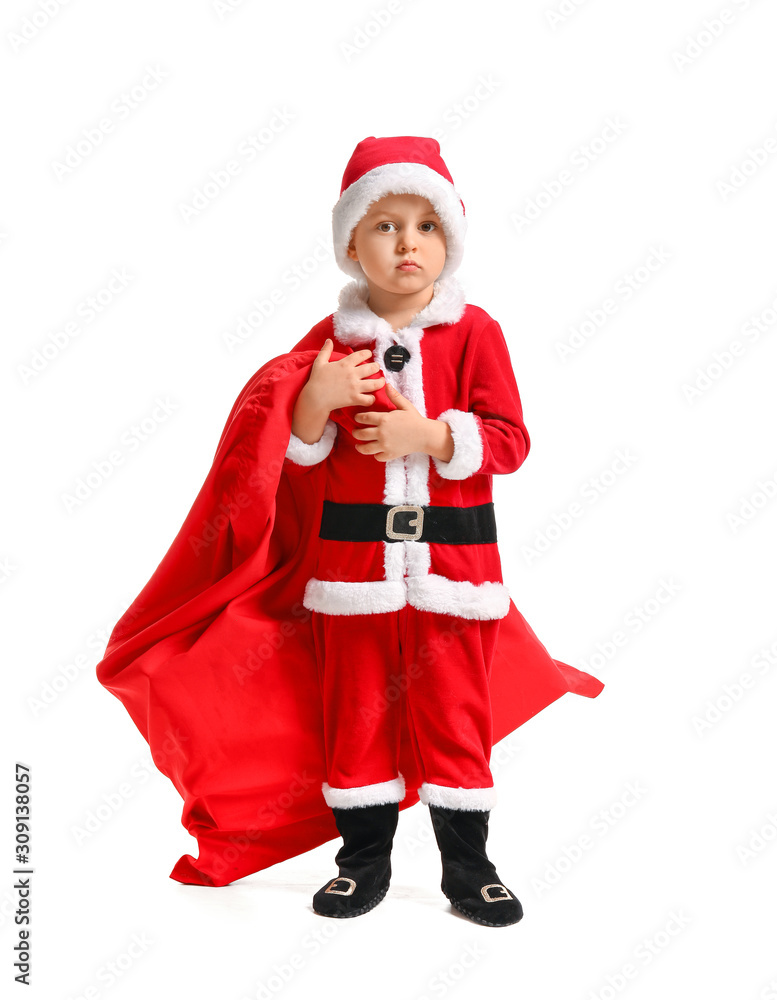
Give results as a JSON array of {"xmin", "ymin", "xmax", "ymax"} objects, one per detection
[{"xmin": 385, "ymin": 504, "xmax": 424, "ymax": 541}]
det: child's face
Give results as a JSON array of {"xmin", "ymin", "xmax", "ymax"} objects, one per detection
[{"xmin": 346, "ymin": 193, "xmax": 447, "ymax": 297}]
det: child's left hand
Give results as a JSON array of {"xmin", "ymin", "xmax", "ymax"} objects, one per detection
[{"xmin": 352, "ymin": 385, "xmax": 430, "ymax": 462}]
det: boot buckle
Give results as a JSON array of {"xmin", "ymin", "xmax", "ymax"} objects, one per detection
[
  {"xmin": 481, "ymin": 883, "xmax": 512, "ymax": 902},
  {"xmin": 324, "ymin": 876, "xmax": 356, "ymax": 896}
]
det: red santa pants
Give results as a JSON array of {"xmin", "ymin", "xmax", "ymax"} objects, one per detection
[{"xmin": 311, "ymin": 604, "xmax": 501, "ymax": 812}]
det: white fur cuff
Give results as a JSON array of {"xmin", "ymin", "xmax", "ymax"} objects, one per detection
[
  {"xmin": 419, "ymin": 781, "xmax": 497, "ymax": 811},
  {"xmin": 285, "ymin": 417, "xmax": 337, "ymax": 466},
  {"xmin": 432, "ymin": 409, "xmax": 483, "ymax": 480},
  {"xmin": 322, "ymin": 774, "xmax": 406, "ymax": 808}
]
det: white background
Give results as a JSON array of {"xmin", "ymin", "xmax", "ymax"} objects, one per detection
[{"xmin": 3, "ymin": 0, "xmax": 777, "ymax": 997}]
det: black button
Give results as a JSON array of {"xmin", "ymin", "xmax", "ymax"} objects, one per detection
[{"xmin": 384, "ymin": 344, "xmax": 410, "ymax": 371}]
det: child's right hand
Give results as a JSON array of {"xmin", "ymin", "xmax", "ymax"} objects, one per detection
[{"xmin": 303, "ymin": 340, "xmax": 386, "ymax": 413}]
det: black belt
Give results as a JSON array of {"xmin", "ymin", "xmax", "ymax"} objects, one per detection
[{"xmin": 319, "ymin": 500, "xmax": 497, "ymax": 544}]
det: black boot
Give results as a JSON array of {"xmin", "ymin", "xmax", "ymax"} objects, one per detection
[
  {"xmin": 428, "ymin": 805, "xmax": 523, "ymax": 927},
  {"xmin": 312, "ymin": 802, "xmax": 399, "ymax": 918}
]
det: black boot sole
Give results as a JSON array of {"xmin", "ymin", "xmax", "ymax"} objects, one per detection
[
  {"xmin": 312, "ymin": 881, "xmax": 389, "ymax": 919},
  {"xmin": 441, "ymin": 884, "xmax": 523, "ymax": 927}
]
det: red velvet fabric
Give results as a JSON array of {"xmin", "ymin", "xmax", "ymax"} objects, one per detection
[
  {"xmin": 339, "ymin": 135, "xmax": 458, "ymax": 199},
  {"xmin": 95, "ymin": 348, "xmax": 604, "ymax": 887}
]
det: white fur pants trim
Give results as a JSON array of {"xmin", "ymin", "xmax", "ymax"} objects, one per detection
[
  {"xmin": 322, "ymin": 773, "xmax": 406, "ymax": 808},
  {"xmin": 418, "ymin": 781, "xmax": 497, "ymax": 811}
]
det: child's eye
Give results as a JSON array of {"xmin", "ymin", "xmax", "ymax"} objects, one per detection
[{"xmin": 376, "ymin": 221, "xmax": 437, "ymax": 233}]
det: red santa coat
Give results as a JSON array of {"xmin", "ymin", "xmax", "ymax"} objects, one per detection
[
  {"xmin": 95, "ymin": 275, "xmax": 604, "ymax": 888},
  {"xmin": 283, "ymin": 274, "xmax": 526, "ymax": 620}
]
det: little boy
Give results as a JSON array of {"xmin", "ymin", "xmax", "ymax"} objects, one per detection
[
  {"xmin": 96, "ymin": 134, "xmax": 603, "ymax": 925},
  {"xmin": 282, "ymin": 135, "xmax": 532, "ymax": 925}
]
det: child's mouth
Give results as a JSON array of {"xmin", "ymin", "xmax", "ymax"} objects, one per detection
[{"xmin": 397, "ymin": 263, "xmax": 419, "ymax": 271}]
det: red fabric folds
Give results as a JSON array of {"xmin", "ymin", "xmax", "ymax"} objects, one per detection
[{"xmin": 95, "ymin": 349, "xmax": 603, "ymax": 887}]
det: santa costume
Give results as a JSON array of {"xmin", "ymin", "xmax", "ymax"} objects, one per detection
[{"xmin": 95, "ymin": 135, "xmax": 604, "ymax": 927}]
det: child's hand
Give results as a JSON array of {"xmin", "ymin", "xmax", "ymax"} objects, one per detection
[
  {"xmin": 303, "ymin": 340, "xmax": 386, "ymax": 413},
  {"xmin": 352, "ymin": 384, "xmax": 430, "ymax": 462}
]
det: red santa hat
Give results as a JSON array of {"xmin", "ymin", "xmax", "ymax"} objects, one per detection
[{"xmin": 333, "ymin": 135, "xmax": 467, "ymax": 281}]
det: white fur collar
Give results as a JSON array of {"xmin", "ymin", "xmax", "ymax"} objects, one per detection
[{"xmin": 333, "ymin": 273, "xmax": 467, "ymax": 346}]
